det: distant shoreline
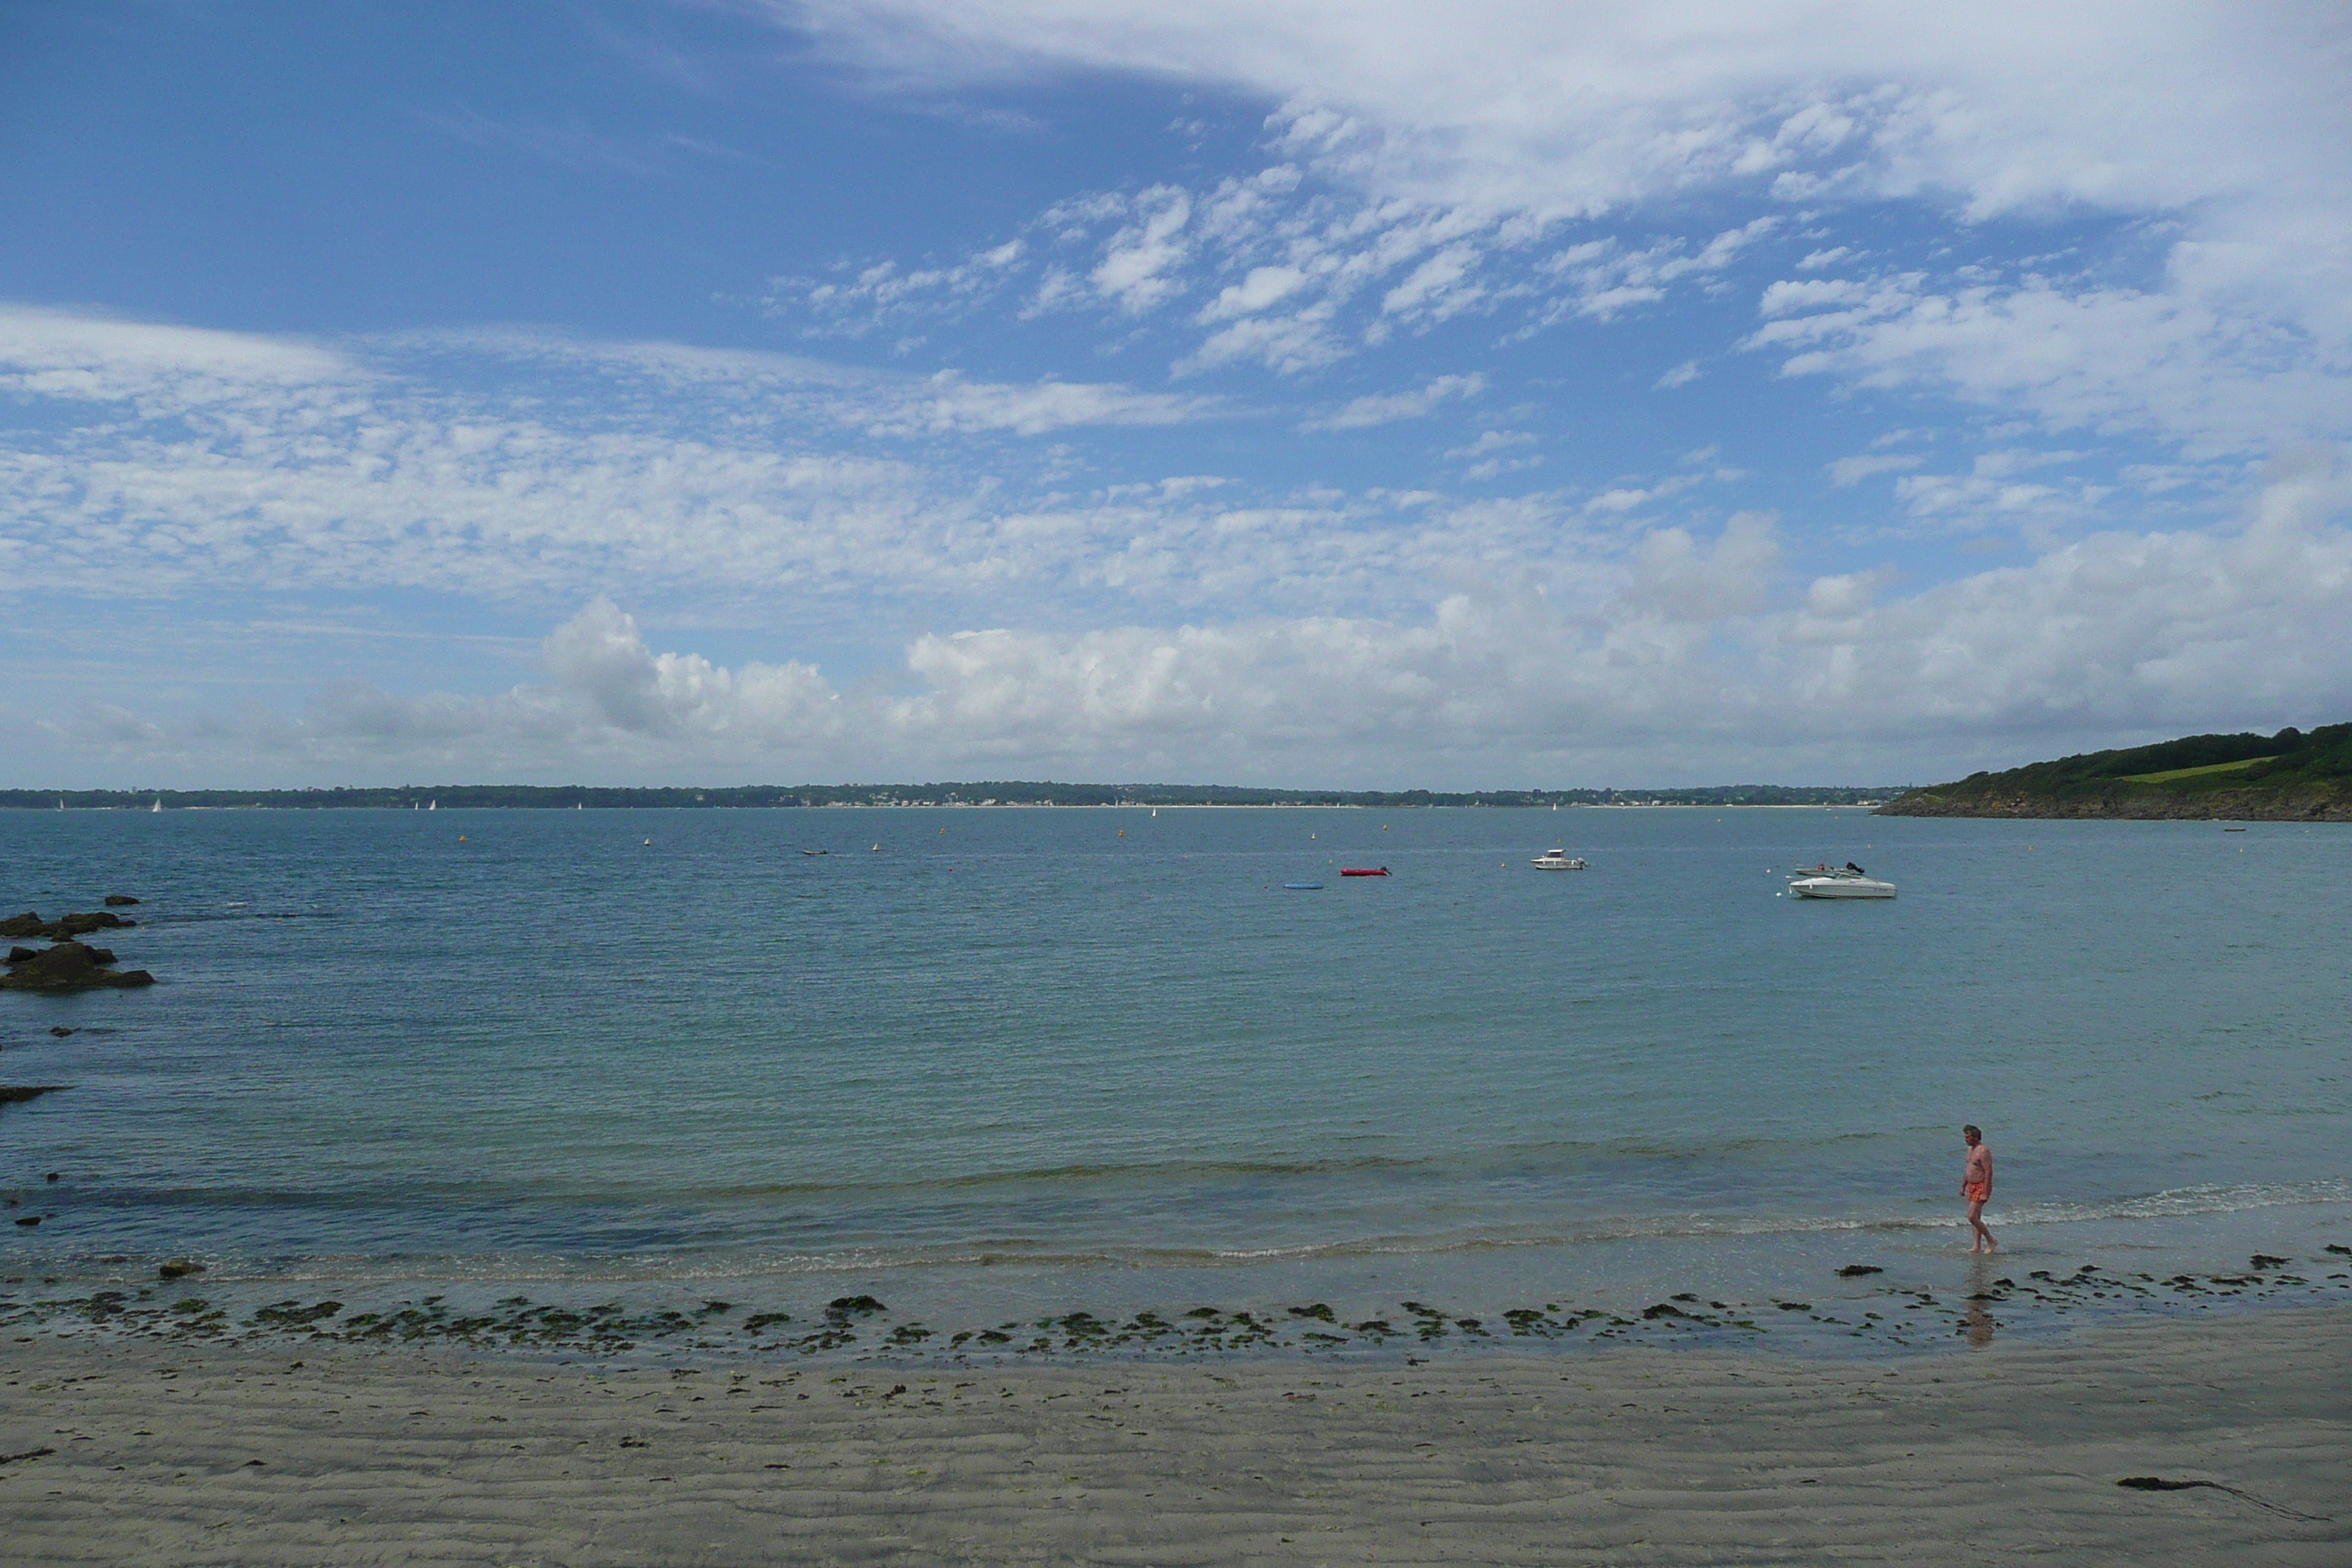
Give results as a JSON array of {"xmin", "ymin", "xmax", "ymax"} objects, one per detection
[{"xmin": 0, "ymin": 784, "xmax": 1901, "ymax": 812}]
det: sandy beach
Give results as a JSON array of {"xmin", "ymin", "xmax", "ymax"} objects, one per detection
[{"xmin": 3, "ymin": 1305, "xmax": 2343, "ymax": 1566}]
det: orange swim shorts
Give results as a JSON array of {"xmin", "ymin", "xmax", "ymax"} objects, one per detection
[{"xmin": 1964, "ymin": 1183, "xmax": 1991, "ymax": 1204}]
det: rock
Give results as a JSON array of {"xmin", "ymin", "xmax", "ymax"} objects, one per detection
[
  {"xmin": 2250, "ymin": 1253, "xmax": 2290, "ymax": 1270},
  {"xmin": 0, "ymin": 1085, "xmax": 72, "ymax": 1105},
  {"xmin": 1837, "ymin": 1264, "xmax": 1885, "ymax": 1277},
  {"xmin": 1641, "ymin": 1302, "xmax": 1689, "ymax": 1319},
  {"xmin": 12, "ymin": 1215, "xmax": 38, "ymax": 1228},
  {"xmin": 44, "ymin": 1172, "xmax": 59, "ymax": 1183},
  {"xmin": 0, "ymin": 911, "xmax": 133, "ymax": 941},
  {"xmin": 1, "ymin": 941, "xmax": 155, "ymax": 992},
  {"xmin": 103, "ymin": 895, "xmax": 141, "ymax": 907},
  {"xmin": 50, "ymin": 911, "xmax": 135, "ymax": 937},
  {"xmin": 158, "ymin": 1259, "xmax": 206, "ymax": 1281},
  {"xmin": 48, "ymin": 1026, "xmax": 75, "ymax": 1038},
  {"xmin": 7, "ymin": 949, "xmax": 35, "ymax": 964}
]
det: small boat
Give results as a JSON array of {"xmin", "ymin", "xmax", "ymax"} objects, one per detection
[
  {"xmin": 1340, "ymin": 867, "xmax": 1390, "ymax": 877},
  {"xmin": 1789, "ymin": 872, "xmax": 1896, "ymax": 899},
  {"xmin": 2223, "ymin": 826, "xmax": 2247, "ymax": 832},
  {"xmin": 802, "ymin": 848, "xmax": 829, "ymax": 856},
  {"xmin": 1283, "ymin": 882, "xmax": 1324, "ymax": 891},
  {"xmin": 1531, "ymin": 850, "xmax": 1587, "ymax": 870}
]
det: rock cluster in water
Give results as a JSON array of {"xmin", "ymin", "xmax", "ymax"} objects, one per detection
[
  {"xmin": 0, "ymin": 909, "xmax": 138, "ymax": 941},
  {"xmin": 1, "ymin": 940, "xmax": 154, "ymax": 992},
  {"xmin": 1, "ymin": 904, "xmax": 155, "ymax": 992}
]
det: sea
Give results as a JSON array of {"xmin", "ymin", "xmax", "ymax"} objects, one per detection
[{"xmin": 4, "ymin": 804, "xmax": 2348, "ymax": 1356}]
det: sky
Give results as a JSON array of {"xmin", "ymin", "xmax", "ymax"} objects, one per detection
[{"xmin": 2, "ymin": 1, "xmax": 2348, "ymax": 788}]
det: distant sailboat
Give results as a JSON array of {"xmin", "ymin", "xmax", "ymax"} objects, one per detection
[
  {"xmin": 152, "ymin": 796, "xmax": 162, "ymax": 813},
  {"xmin": 428, "ymin": 800, "xmax": 437, "ymax": 811}
]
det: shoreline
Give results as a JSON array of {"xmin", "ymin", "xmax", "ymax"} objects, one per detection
[{"xmin": 7, "ymin": 1303, "xmax": 2344, "ymax": 1564}]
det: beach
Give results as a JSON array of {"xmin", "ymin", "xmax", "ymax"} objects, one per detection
[
  {"xmin": 4, "ymin": 1305, "xmax": 2345, "ymax": 1565},
  {"xmin": 7, "ymin": 809, "xmax": 2350, "ymax": 1560}
]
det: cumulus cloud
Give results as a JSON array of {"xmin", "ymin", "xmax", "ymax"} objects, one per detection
[{"xmin": 39, "ymin": 456, "xmax": 2351, "ymax": 782}]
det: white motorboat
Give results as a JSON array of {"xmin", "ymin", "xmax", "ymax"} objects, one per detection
[
  {"xmin": 1788, "ymin": 872, "xmax": 1896, "ymax": 898},
  {"xmin": 1531, "ymin": 849, "xmax": 1588, "ymax": 870}
]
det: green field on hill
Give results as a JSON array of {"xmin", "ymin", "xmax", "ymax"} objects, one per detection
[{"xmin": 1878, "ymin": 723, "xmax": 2351, "ymax": 820}]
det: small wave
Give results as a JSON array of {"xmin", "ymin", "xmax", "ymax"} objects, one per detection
[
  {"xmin": 52, "ymin": 1177, "xmax": 2342, "ymax": 1285},
  {"xmin": 1993, "ymin": 1179, "xmax": 2352, "ymax": 1226}
]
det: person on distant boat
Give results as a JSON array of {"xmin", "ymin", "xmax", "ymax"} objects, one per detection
[
  {"xmin": 1961, "ymin": 1125, "xmax": 1996, "ymax": 1252},
  {"xmin": 1845, "ymin": 861, "xmax": 1865, "ymax": 875}
]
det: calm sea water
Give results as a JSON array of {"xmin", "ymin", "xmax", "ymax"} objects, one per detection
[{"xmin": 4, "ymin": 806, "xmax": 2348, "ymax": 1333}]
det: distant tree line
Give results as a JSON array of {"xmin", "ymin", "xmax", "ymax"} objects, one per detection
[{"xmin": 0, "ymin": 781, "xmax": 1903, "ymax": 811}]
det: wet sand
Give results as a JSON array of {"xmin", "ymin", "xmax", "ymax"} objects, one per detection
[{"xmin": 2, "ymin": 1305, "xmax": 2344, "ymax": 1565}]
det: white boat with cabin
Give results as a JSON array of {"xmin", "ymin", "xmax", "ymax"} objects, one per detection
[
  {"xmin": 1531, "ymin": 849, "xmax": 1588, "ymax": 870},
  {"xmin": 1788, "ymin": 864, "xmax": 1895, "ymax": 898}
]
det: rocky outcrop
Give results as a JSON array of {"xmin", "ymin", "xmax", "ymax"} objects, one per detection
[
  {"xmin": 0, "ymin": 941, "xmax": 156, "ymax": 992},
  {"xmin": 0, "ymin": 911, "xmax": 138, "ymax": 940},
  {"xmin": 103, "ymin": 894, "xmax": 141, "ymax": 907},
  {"xmin": 0, "ymin": 1085, "xmax": 71, "ymax": 1105}
]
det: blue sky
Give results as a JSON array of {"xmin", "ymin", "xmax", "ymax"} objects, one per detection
[{"xmin": 4, "ymin": 1, "xmax": 2348, "ymax": 786}]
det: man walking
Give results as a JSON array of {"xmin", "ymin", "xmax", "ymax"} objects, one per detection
[{"xmin": 1961, "ymin": 1124, "xmax": 1996, "ymax": 1252}]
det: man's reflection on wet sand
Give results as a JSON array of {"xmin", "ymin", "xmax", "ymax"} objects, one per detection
[{"xmin": 1964, "ymin": 1256, "xmax": 1998, "ymax": 1346}]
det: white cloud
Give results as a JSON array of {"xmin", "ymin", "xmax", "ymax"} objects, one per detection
[
  {"xmin": 1747, "ymin": 267, "xmax": 2351, "ymax": 456},
  {"xmin": 0, "ymin": 309, "xmax": 1253, "ymax": 614},
  {"xmin": 1197, "ymin": 263, "xmax": 1309, "ymax": 322},
  {"xmin": 1533, "ymin": 221, "xmax": 1768, "ymax": 329},
  {"xmin": 51, "ymin": 456, "xmax": 2348, "ymax": 781},
  {"xmin": 1826, "ymin": 453, "xmax": 1923, "ymax": 486},
  {"xmin": 791, "ymin": 3, "xmax": 2348, "ymax": 223},
  {"xmin": 1303, "ymin": 372, "xmax": 1484, "ymax": 431},
  {"xmin": 1088, "ymin": 185, "xmax": 1195, "ymax": 312},
  {"xmin": 1448, "ymin": 430, "xmax": 1534, "ymax": 459},
  {"xmin": 1447, "ymin": 429, "xmax": 1541, "ymax": 480},
  {"xmin": 774, "ymin": 2, "xmax": 2349, "ymax": 455},
  {"xmin": 886, "ymin": 372, "xmax": 1222, "ymax": 436}
]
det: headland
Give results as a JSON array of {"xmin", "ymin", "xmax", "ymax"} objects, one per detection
[{"xmin": 1876, "ymin": 723, "xmax": 2351, "ymax": 821}]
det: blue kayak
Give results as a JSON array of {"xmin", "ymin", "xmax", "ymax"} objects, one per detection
[{"xmin": 1283, "ymin": 882, "xmax": 1324, "ymax": 890}]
